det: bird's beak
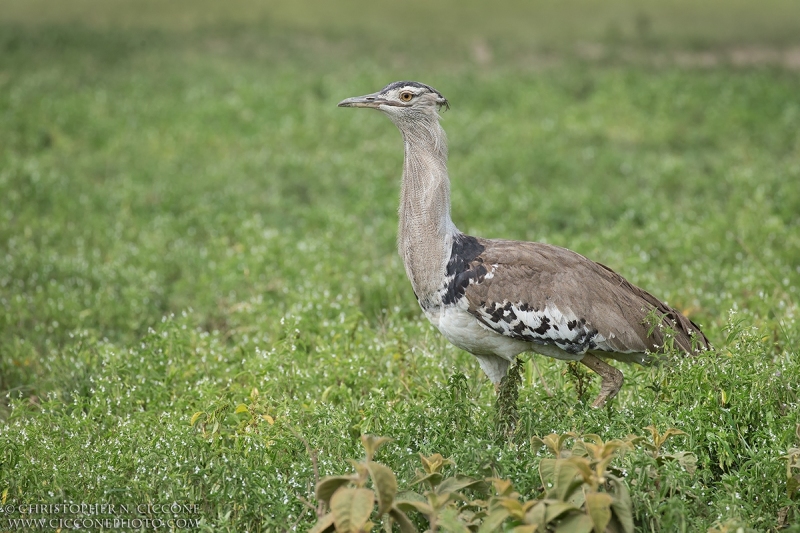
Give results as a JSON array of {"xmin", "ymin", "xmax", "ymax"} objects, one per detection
[{"xmin": 338, "ymin": 92, "xmax": 394, "ymax": 109}]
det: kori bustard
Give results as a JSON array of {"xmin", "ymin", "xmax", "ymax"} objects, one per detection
[{"xmin": 338, "ymin": 81, "xmax": 709, "ymax": 408}]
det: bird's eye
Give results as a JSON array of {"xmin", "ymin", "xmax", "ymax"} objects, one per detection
[{"xmin": 400, "ymin": 92, "xmax": 413, "ymax": 102}]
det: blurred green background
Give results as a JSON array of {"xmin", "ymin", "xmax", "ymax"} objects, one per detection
[{"xmin": 1, "ymin": 1, "xmax": 799, "ymax": 531}]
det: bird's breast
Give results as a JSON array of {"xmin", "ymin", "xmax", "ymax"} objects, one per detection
[{"xmin": 428, "ymin": 302, "xmax": 531, "ymax": 360}]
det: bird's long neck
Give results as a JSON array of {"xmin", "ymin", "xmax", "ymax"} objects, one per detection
[{"xmin": 396, "ymin": 117, "xmax": 458, "ymax": 307}]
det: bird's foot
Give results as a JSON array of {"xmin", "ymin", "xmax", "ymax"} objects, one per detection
[{"xmin": 579, "ymin": 353, "xmax": 624, "ymax": 409}]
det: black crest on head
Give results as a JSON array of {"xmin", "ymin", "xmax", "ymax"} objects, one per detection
[{"xmin": 380, "ymin": 81, "xmax": 450, "ymax": 110}]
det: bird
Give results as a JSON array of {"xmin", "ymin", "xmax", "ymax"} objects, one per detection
[{"xmin": 338, "ymin": 81, "xmax": 710, "ymax": 408}]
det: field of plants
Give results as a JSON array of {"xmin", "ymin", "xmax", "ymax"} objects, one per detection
[{"xmin": 1, "ymin": 1, "xmax": 799, "ymax": 531}]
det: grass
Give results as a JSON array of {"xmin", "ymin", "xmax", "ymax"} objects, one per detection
[{"xmin": 1, "ymin": 1, "xmax": 800, "ymax": 531}]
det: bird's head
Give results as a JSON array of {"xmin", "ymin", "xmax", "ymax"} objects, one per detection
[{"xmin": 338, "ymin": 81, "xmax": 449, "ymax": 125}]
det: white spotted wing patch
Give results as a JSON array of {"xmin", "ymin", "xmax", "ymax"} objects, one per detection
[{"xmin": 473, "ymin": 300, "xmax": 608, "ymax": 355}]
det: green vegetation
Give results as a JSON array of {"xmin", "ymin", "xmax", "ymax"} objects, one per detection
[{"xmin": 1, "ymin": 1, "xmax": 799, "ymax": 531}]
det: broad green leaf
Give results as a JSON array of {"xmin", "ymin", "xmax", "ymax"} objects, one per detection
[
  {"xmin": 554, "ymin": 513, "xmax": 593, "ymax": 533},
  {"xmin": 565, "ymin": 456, "xmax": 593, "ymax": 482},
  {"xmin": 477, "ymin": 508, "xmax": 509, "ymax": 533},
  {"xmin": 582, "ymin": 434, "xmax": 603, "ymax": 446},
  {"xmin": 788, "ymin": 475, "xmax": 800, "ymax": 499},
  {"xmin": 410, "ymin": 472, "xmax": 443, "ymax": 488},
  {"xmin": 419, "ymin": 453, "xmax": 453, "ymax": 474},
  {"xmin": 554, "ymin": 460, "xmax": 583, "ymax": 501},
  {"xmin": 389, "ymin": 507, "xmax": 419, "ymax": 533},
  {"xmin": 660, "ymin": 428, "xmax": 687, "ymax": 443},
  {"xmin": 544, "ymin": 501, "xmax": 580, "ymax": 522},
  {"xmin": 643, "ymin": 426, "xmax": 686, "ymax": 453},
  {"xmin": 426, "ymin": 491, "xmax": 455, "ymax": 510},
  {"xmin": 571, "ymin": 440, "xmax": 589, "ymax": 458},
  {"xmin": 331, "ymin": 487, "xmax": 374, "ymax": 533},
  {"xmin": 525, "ymin": 500, "xmax": 546, "ymax": 525},
  {"xmin": 602, "ymin": 440, "xmax": 630, "ymax": 458},
  {"xmin": 348, "ymin": 459, "xmax": 369, "ymax": 480},
  {"xmin": 595, "ymin": 456, "xmax": 617, "ymax": 481},
  {"xmin": 309, "ymin": 512, "xmax": 336, "ymax": 533},
  {"xmin": 438, "ymin": 507, "xmax": 472, "ymax": 533},
  {"xmin": 361, "ymin": 435, "xmax": 392, "ymax": 461},
  {"xmin": 511, "ymin": 526, "xmax": 540, "ymax": 533},
  {"xmin": 498, "ymin": 497, "xmax": 525, "ymax": 519},
  {"xmin": 234, "ymin": 403, "xmax": 249, "ymax": 414},
  {"xmin": 395, "ymin": 499, "xmax": 434, "ymax": 517},
  {"xmin": 585, "ymin": 492, "xmax": 612, "ymax": 533},
  {"xmin": 489, "ymin": 477, "xmax": 516, "ymax": 497},
  {"xmin": 643, "ymin": 426, "xmax": 660, "ymax": 446},
  {"xmin": 530, "ymin": 436, "xmax": 546, "ymax": 454},
  {"xmin": 534, "ymin": 433, "xmax": 577, "ymax": 457},
  {"xmin": 395, "ymin": 490, "xmax": 427, "ymax": 503},
  {"xmin": 367, "ymin": 461, "xmax": 397, "ymax": 515},
  {"xmin": 316, "ymin": 475, "xmax": 358, "ymax": 506},
  {"xmin": 539, "ymin": 458, "xmax": 557, "ymax": 488},
  {"xmin": 189, "ymin": 411, "xmax": 204, "ymax": 426},
  {"xmin": 437, "ymin": 474, "xmax": 487, "ymax": 496},
  {"xmin": 672, "ymin": 451, "xmax": 698, "ymax": 475},
  {"xmin": 607, "ymin": 476, "xmax": 634, "ymax": 533}
]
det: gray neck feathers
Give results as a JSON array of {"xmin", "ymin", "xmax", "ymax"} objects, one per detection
[{"xmin": 393, "ymin": 114, "xmax": 458, "ymax": 306}]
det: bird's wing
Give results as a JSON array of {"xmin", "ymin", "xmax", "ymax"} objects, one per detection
[{"xmin": 447, "ymin": 235, "xmax": 709, "ymax": 356}]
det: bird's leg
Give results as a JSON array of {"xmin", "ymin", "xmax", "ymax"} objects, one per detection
[
  {"xmin": 579, "ymin": 353, "xmax": 623, "ymax": 408},
  {"xmin": 494, "ymin": 358, "xmax": 523, "ymax": 440}
]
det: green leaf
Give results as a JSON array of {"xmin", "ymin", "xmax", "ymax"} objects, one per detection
[
  {"xmin": 660, "ymin": 428, "xmax": 687, "ymax": 443},
  {"xmin": 511, "ymin": 526, "xmax": 540, "ymax": 533},
  {"xmin": 565, "ymin": 456, "xmax": 593, "ymax": 482},
  {"xmin": 582, "ymin": 434, "xmax": 603, "ymax": 446},
  {"xmin": 438, "ymin": 507, "xmax": 472, "ymax": 533},
  {"xmin": 534, "ymin": 433, "xmax": 577, "ymax": 457},
  {"xmin": 788, "ymin": 475, "xmax": 800, "ymax": 499},
  {"xmin": 531, "ymin": 436, "xmax": 546, "ymax": 455},
  {"xmin": 525, "ymin": 500, "xmax": 546, "ymax": 525},
  {"xmin": 361, "ymin": 435, "xmax": 393, "ymax": 461},
  {"xmin": 331, "ymin": 487, "xmax": 375, "ymax": 533},
  {"xmin": 585, "ymin": 492, "xmax": 612, "ymax": 533},
  {"xmin": 539, "ymin": 458, "xmax": 557, "ymax": 488},
  {"xmin": 672, "ymin": 451, "xmax": 698, "ymax": 475},
  {"xmin": 477, "ymin": 508, "xmax": 510, "ymax": 533},
  {"xmin": 316, "ymin": 475, "xmax": 358, "ymax": 506},
  {"xmin": 234, "ymin": 403, "xmax": 249, "ymax": 414},
  {"xmin": 410, "ymin": 472, "xmax": 444, "ymax": 488},
  {"xmin": 544, "ymin": 501, "xmax": 580, "ymax": 522},
  {"xmin": 554, "ymin": 460, "xmax": 584, "ymax": 501},
  {"xmin": 389, "ymin": 506, "xmax": 419, "ymax": 533},
  {"xmin": 607, "ymin": 476, "xmax": 634, "ymax": 533},
  {"xmin": 419, "ymin": 453, "xmax": 453, "ymax": 474},
  {"xmin": 309, "ymin": 512, "xmax": 336, "ymax": 533},
  {"xmin": 395, "ymin": 490, "xmax": 427, "ymax": 504},
  {"xmin": 395, "ymin": 499, "xmax": 434, "ymax": 517},
  {"xmin": 189, "ymin": 411, "xmax": 204, "ymax": 426},
  {"xmin": 437, "ymin": 474, "xmax": 487, "ymax": 496},
  {"xmin": 367, "ymin": 461, "xmax": 397, "ymax": 515},
  {"xmin": 348, "ymin": 459, "xmax": 370, "ymax": 480},
  {"xmin": 498, "ymin": 497, "xmax": 525, "ymax": 519},
  {"xmin": 554, "ymin": 513, "xmax": 593, "ymax": 533}
]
